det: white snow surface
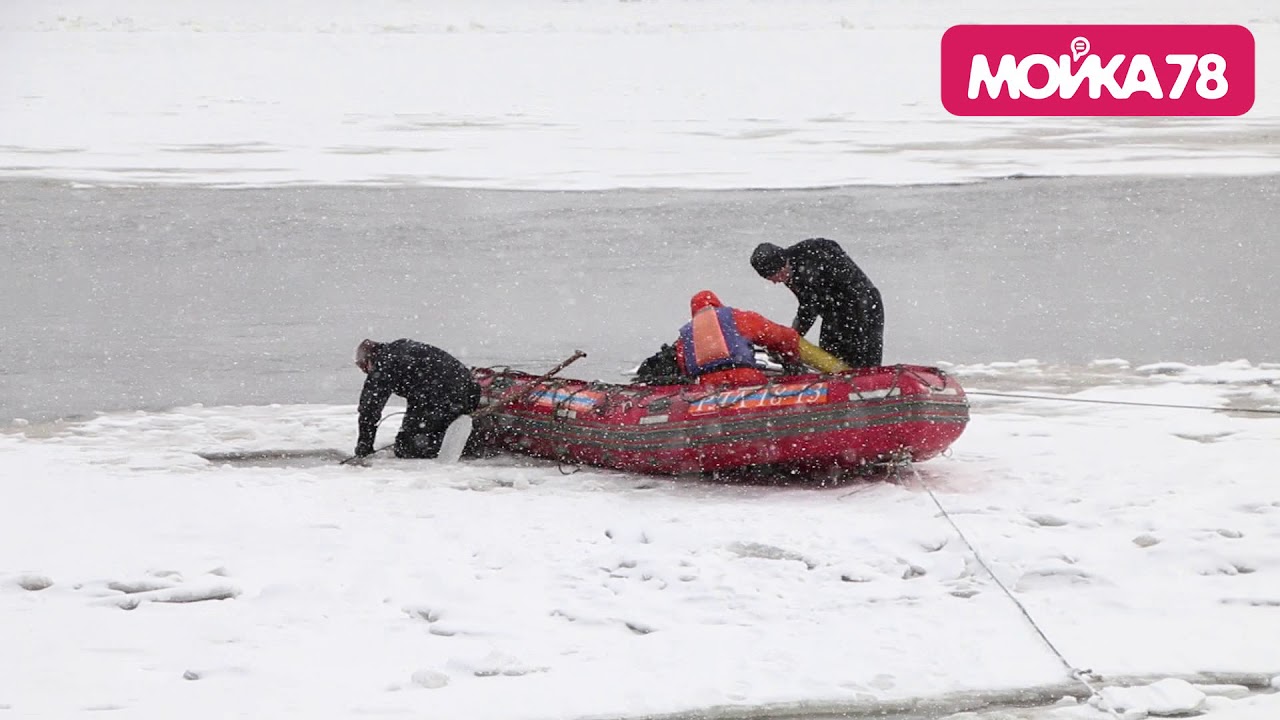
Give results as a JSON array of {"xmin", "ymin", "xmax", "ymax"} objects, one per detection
[
  {"xmin": 4, "ymin": 1, "xmax": 1280, "ymax": 717},
  {"xmin": 3, "ymin": 360, "xmax": 1280, "ymax": 719},
  {"xmin": 1, "ymin": 0, "xmax": 1279, "ymax": 188}
]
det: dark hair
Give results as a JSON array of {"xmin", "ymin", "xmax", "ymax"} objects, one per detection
[
  {"xmin": 355, "ymin": 339, "xmax": 379, "ymax": 371},
  {"xmin": 750, "ymin": 243, "xmax": 786, "ymax": 278}
]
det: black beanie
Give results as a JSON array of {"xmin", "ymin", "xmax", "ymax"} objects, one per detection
[{"xmin": 751, "ymin": 243, "xmax": 786, "ymax": 278}]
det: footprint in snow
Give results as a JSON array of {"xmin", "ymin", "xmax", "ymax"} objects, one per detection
[
  {"xmin": 1026, "ymin": 513, "xmax": 1070, "ymax": 528},
  {"xmin": 93, "ymin": 570, "xmax": 240, "ymax": 609},
  {"xmin": 1199, "ymin": 561, "xmax": 1257, "ymax": 576},
  {"xmin": 409, "ymin": 669, "xmax": 450, "ymax": 689},
  {"xmin": 11, "ymin": 574, "xmax": 54, "ymax": 591},
  {"xmin": 1014, "ymin": 566, "xmax": 1100, "ymax": 592},
  {"xmin": 726, "ymin": 541, "xmax": 817, "ymax": 569},
  {"xmin": 449, "ymin": 650, "xmax": 548, "ymax": 678},
  {"xmin": 918, "ymin": 536, "xmax": 949, "ymax": 552},
  {"xmin": 1173, "ymin": 431, "xmax": 1237, "ymax": 443},
  {"xmin": 901, "ymin": 564, "xmax": 927, "ymax": 580}
]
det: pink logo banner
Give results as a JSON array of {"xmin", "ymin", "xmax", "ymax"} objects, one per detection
[{"xmin": 941, "ymin": 25, "xmax": 1255, "ymax": 116}]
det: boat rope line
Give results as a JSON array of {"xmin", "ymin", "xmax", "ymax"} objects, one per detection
[
  {"xmin": 967, "ymin": 391, "xmax": 1280, "ymax": 415},
  {"xmin": 887, "ymin": 457, "xmax": 1123, "ymax": 719},
  {"xmin": 549, "ymin": 379, "xmax": 598, "ymax": 475},
  {"xmin": 909, "ymin": 366, "xmax": 953, "ymax": 392}
]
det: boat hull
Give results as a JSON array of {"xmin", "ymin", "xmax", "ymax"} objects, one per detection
[{"xmin": 473, "ymin": 364, "xmax": 969, "ymax": 477}]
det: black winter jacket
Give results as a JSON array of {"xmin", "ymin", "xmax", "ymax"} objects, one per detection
[
  {"xmin": 780, "ymin": 238, "xmax": 880, "ymax": 335},
  {"xmin": 356, "ymin": 339, "xmax": 480, "ymax": 454}
]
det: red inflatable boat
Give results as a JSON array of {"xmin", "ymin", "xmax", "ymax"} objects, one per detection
[{"xmin": 472, "ymin": 365, "xmax": 968, "ymax": 477}]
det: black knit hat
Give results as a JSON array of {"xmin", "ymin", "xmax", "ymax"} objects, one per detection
[{"xmin": 750, "ymin": 242, "xmax": 786, "ymax": 278}]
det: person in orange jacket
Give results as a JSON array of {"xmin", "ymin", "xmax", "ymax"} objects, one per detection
[{"xmin": 672, "ymin": 290, "xmax": 802, "ymax": 387}]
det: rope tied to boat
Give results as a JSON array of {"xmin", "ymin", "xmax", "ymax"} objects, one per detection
[
  {"xmin": 535, "ymin": 384, "xmax": 574, "ymax": 467},
  {"xmin": 967, "ymin": 390, "xmax": 1280, "ymax": 415},
  {"xmin": 904, "ymin": 365, "xmax": 951, "ymax": 392},
  {"xmin": 549, "ymin": 379, "xmax": 613, "ymax": 475},
  {"xmin": 883, "ymin": 453, "xmax": 1123, "ymax": 719}
]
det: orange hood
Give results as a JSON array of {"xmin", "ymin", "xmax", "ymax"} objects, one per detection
[{"xmin": 690, "ymin": 290, "xmax": 723, "ymax": 315}]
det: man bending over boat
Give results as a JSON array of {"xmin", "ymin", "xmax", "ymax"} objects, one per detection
[
  {"xmin": 671, "ymin": 290, "xmax": 803, "ymax": 387},
  {"xmin": 751, "ymin": 238, "xmax": 884, "ymax": 367},
  {"xmin": 353, "ymin": 338, "xmax": 481, "ymax": 459}
]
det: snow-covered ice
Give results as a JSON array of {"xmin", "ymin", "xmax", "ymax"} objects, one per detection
[
  {"xmin": 3, "ymin": 361, "xmax": 1279, "ymax": 719},
  {"xmin": 1, "ymin": 0, "xmax": 1278, "ymax": 189},
  {"xmin": 3, "ymin": 0, "xmax": 1279, "ymax": 718}
]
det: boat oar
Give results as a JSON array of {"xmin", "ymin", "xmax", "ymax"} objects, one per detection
[{"xmin": 436, "ymin": 349, "xmax": 588, "ymax": 463}]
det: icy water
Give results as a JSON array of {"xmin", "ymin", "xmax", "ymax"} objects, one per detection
[{"xmin": 1, "ymin": 174, "xmax": 1277, "ymax": 423}]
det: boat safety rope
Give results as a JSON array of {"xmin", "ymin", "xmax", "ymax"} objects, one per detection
[
  {"xmin": 967, "ymin": 391, "xmax": 1280, "ymax": 415},
  {"xmin": 888, "ymin": 457, "xmax": 1123, "ymax": 719},
  {"xmin": 844, "ymin": 366, "xmax": 883, "ymax": 403},
  {"xmin": 548, "ymin": 379, "xmax": 614, "ymax": 475},
  {"xmin": 905, "ymin": 365, "xmax": 950, "ymax": 392},
  {"xmin": 376, "ymin": 411, "xmax": 405, "ymax": 427}
]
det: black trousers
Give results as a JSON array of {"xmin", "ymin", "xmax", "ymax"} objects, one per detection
[
  {"xmin": 820, "ymin": 289, "xmax": 885, "ymax": 368},
  {"xmin": 394, "ymin": 385, "xmax": 481, "ymax": 459}
]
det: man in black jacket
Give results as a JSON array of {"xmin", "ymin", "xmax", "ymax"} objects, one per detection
[
  {"xmin": 353, "ymin": 338, "xmax": 482, "ymax": 459},
  {"xmin": 750, "ymin": 238, "xmax": 884, "ymax": 367}
]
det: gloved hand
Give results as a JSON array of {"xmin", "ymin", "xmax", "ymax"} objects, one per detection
[
  {"xmin": 763, "ymin": 349, "xmax": 789, "ymax": 367},
  {"xmin": 765, "ymin": 348, "xmax": 807, "ymax": 375}
]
